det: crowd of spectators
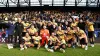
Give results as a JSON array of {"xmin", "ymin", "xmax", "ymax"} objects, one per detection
[{"xmin": 0, "ymin": 10, "xmax": 100, "ymax": 22}]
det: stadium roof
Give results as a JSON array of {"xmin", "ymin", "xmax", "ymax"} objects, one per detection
[{"xmin": 0, "ymin": 0, "xmax": 99, "ymax": 7}]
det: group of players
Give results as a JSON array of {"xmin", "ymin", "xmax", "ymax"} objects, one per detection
[{"xmin": 8, "ymin": 18, "xmax": 94, "ymax": 53}]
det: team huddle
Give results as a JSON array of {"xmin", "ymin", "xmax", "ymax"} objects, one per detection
[{"xmin": 6, "ymin": 17, "xmax": 95, "ymax": 53}]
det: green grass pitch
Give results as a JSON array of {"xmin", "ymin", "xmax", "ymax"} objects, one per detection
[{"xmin": 0, "ymin": 44, "xmax": 100, "ymax": 56}]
